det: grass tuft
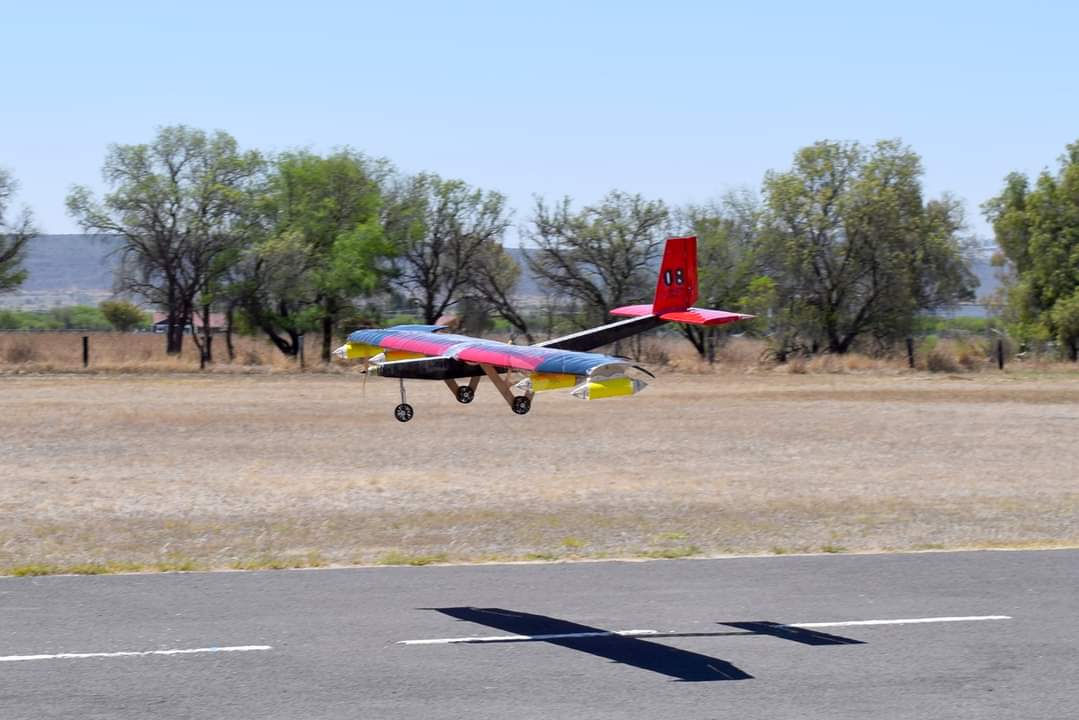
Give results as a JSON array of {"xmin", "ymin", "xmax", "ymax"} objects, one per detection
[
  {"xmin": 228, "ymin": 553, "xmax": 324, "ymax": 571},
  {"xmin": 377, "ymin": 551, "xmax": 448, "ymax": 566},
  {"xmin": 639, "ymin": 545, "xmax": 701, "ymax": 559}
]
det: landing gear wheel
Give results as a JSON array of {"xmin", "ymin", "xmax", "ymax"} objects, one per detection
[
  {"xmin": 511, "ymin": 395, "xmax": 532, "ymax": 415},
  {"xmin": 456, "ymin": 386, "xmax": 475, "ymax": 404},
  {"xmin": 394, "ymin": 403, "xmax": 414, "ymax": 423}
]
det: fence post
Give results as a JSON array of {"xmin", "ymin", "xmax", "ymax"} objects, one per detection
[
  {"xmin": 298, "ymin": 333, "xmax": 305, "ymax": 369},
  {"xmin": 905, "ymin": 337, "xmax": 915, "ymax": 369},
  {"xmin": 82, "ymin": 336, "xmax": 89, "ymax": 368},
  {"xmin": 997, "ymin": 339, "xmax": 1005, "ymax": 370}
]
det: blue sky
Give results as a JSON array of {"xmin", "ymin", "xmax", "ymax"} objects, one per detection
[{"xmin": 4, "ymin": 1, "xmax": 1077, "ymax": 239}]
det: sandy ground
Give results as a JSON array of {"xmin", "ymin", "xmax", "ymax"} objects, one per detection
[{"xmin": 2, "ymin": 371, "xmax": 1078, "ymax": 571}]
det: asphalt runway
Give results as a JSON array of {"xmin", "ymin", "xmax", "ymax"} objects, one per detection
[{"xmin": 2, "ymin": 549, "xmax": 1077, "ymax": 719}]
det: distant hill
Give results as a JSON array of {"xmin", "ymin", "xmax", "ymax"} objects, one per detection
[
  {"xmin": 20, "ymin": 234, "xmax": 118, "ymax": 291},
  {"xmin": 0, "ymin": 235, "xmax": 118, "ymax": 309}
]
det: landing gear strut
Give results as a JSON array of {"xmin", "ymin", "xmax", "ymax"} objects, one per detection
[
  {"xmin": 445, "ymin": 376, "xmax": 480, "ymax": 404},
  {"xmin": 394, "ymin": 378, "xmax": 414, "ymax": 423},
  {"xmin": 480, "ymin": 364, "xmax": 534, "ymax": 416}
]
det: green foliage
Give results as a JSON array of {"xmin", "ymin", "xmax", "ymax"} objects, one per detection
[
  {"xmin": 985, "ymin": 141, "xmax": 1079, "ymax": 360},
  {"xmin": 1050, "ymin": 289, "xmax": 1079, "ymax": 360},
  {"xmin": 242, "ymin": 149, "xmax": 396, "ymax": 359},
  {"xmin": 99, "ymin": 299, "xmax": 149, "ymax": 331},
  {"xmin": 762, "ymin": 139, "xmax": 976, "ymax": 354},
  {"xmin": 0, "ymin": 306, "xmax": 111, "ymax": 330},
  {"xmin": 679, "ymin": 193, "xmax": 766, "ymax": 355}
]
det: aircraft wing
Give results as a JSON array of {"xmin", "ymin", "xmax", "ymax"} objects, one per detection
[{"xmin": 344, "ymin": 327, "xmax": 632, "ymax": 377}]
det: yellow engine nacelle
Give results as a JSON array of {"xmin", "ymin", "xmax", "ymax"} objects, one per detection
[
  {"xmin": 384, "ymin": 350, "xmax": 427, "ymax": 361},
  {"xmin": 515, "ymin": 372, "xmax": 580, "ymax": 393},
  {"xmin": 570, "ymin": 376, "xmax": 648, "ymax": 400},
  {"xmin": 337, "ymin": 342, "xmax": 383, "ymax": 360}
]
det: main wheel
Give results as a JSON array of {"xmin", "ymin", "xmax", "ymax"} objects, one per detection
[
  {"xmin": 456, "ymin": 386, "xmax": 475, "ymax": 404},
  {"xmin": 511, "ymin": 395, "xmax": 531, "ymax": 415},
  {"xmin": 394, "ymin": 403, "xmax": 414, "ymax": 423}
]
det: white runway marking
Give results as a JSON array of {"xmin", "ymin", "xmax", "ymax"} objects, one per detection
[
  {"xmin": 0, "ymin": 645, "xmax": 273, "ymax": 663},
  {"xmin": 398, "ymin": 615, "xmax": 1011, "ymax": 645},
  {"xmin": 792, "ymin": 615, "xmax": 1012, "ymax": 628}
]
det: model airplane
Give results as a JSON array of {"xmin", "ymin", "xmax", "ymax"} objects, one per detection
[{"xmin": 334, "ymin": 236, "xmax": 752, "ymax": 421}]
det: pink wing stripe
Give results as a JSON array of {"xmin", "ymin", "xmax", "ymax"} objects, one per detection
[
  {"xmin": 454, "ymin": 346, "xmax": 545, "ymax": 371},
  {"xmin": 376, "ymin": 334, "xmax": 458, "ymax": 355}
]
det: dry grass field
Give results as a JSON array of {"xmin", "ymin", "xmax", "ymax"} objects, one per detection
[
  {"xmin": 2, "ymin": 367, "xmax": 1078, "ymax": 575},
  {"xmin": 0, "ymin": 331, "xmax": 313, "ymax": 371}
]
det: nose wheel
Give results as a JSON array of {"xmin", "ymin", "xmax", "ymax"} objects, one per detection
[
  {"xmin": 394, "ymin": 378, "xmax": 415, "ymax": 422},
  {"xmin": 456, "ymin": 386, "xmax": 475, "ymax": 404}
]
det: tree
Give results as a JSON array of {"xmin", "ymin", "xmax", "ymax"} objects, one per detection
[
  {"xmin": 984, "ymin": 141, "xmax": 1079, "ymax": 360},
  {"xmin": 0, "ymin": 168, "xmax": 37, "ymax": 294},
  {"xmin": 678, "ymin": 191, "xmax": 766, "ymax": 358},
  {"xmin": 762, "ymin": 139, "xmax": 976, "ymax": 354},
  {"xmin": 465, "ymin": 241, "xmax": 534, "ymax": 342},
  {"xmin": 387, "ymin": 173, "xmax": 512, "ymax": 324},
  {"xmin": 525, "ymin": 190, "xmax": 670, "ymax": 328},
  {"xmin": 67, "ymin": 125, "xmax": 263, "ymax": 356},
  {"xmin": 1050, "ymin": 289, "xmax": 1079, "ymax": 361},
  {"xmin": 247, "ymin": 150, "xmax": 395, "ymax": 362},
  {"xmin": 99, "ymin": 299, "xmax": 148, "ymax": 331}
]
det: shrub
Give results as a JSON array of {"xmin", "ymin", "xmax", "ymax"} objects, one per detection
[
  {"xmin": 3, "ymin": 338, "xmax": 37, "ymax": 363},
  {"xmin": 925, "ymin": 347, "xmax": 961, "ymax": 373},
  {"xmin": 100, "ymin": 300, "xmax": 149, "ymax": 332}
]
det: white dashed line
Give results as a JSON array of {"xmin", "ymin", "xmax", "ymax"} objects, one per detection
[
  {"xmin": 0, "ymin": 645, "xmax": 273, "ymax": 663},
  {"xmin": 791, "ymin": 615, "xmax": 1012, "ymax": 628}
]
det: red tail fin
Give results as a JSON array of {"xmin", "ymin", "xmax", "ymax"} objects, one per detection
[
  {"xmin": 652, "ymin": 236, "xmax": 698, "ymax": 314},
  {"xmin": 610, "ymin": 235, "xmax": 753, "ymax": 326}
]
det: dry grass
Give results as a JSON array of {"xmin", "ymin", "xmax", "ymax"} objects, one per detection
[
  {"xmin": 4, "ymin": 331, "xmax": 1077, "ymax": 378},
  {"xmin": 0, "ymin": 332, "xmax": 328, "ymax": 373},
  {"xmin": 1, "ymin": 370, "xmax": 1078, "ymax": 574}
]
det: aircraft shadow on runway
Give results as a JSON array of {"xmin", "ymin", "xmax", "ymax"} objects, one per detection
[{"xmin": 429, "ymin": 608, "xmax": 863, "ymax": 682}]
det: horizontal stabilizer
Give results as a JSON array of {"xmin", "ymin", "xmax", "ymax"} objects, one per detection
[{"xmin": 610, "ymin": 304, "xmax": 753, "ymax": 326}]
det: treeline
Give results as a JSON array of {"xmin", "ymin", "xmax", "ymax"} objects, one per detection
[
  {"xmin": 3, "ymin": 126, "xmax": 1079, "ymax": 361},
  {"xmin": 0, "ymin": 301, "xmax": 149, "ymax": 332}
]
